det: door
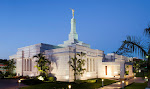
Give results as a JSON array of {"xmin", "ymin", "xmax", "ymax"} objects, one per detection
[{"xmin": 105, "ymin": 66, "xmax": 107, "ymax": 75}]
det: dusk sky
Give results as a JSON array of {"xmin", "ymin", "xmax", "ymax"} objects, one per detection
[{"xmin": 0, "ymin": 0, "xmax": 150, "ymax": 59}]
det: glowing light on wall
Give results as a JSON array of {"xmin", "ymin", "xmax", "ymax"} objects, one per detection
[
  {"xmin": 114, "ymin": 72, "xmax": 118, "ymax": 75},
  {"xmin": 38, "ymin": 76, "xmax": 44, "ymax": 81},
  {"xmin": 30, "ymin": 74, "xmax": 34, "ymax": 77},
  {"xmin": 86, "ymin": 73, "xmax": 91, "ymax": 77},
  {"xmin": 126, "ymin": 81, "xmax": 128, "ymax": 85},
  {"xmin": 118, "ymin": 82, "xmax": 121, "ymax": 84},
  {"xmin": 65, "ymin": 76, "xmax": 69, "ymax": 79}
]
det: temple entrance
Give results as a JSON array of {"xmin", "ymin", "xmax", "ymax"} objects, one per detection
[{"xmin": 105, "ymin": 66, "xmax": 107, "ymax": 75}]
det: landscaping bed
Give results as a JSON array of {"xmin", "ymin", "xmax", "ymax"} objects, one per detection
[
  {"xmin": 21, "ymin": 78, "xmax": 116, "ymax": 89},
  {"xmin": 124, "ymin": 82, "xmax": 147, "ymax": 89}
]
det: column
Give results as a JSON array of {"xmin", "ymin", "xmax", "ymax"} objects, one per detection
[
  {"xmin": 120, "ymin": 60, "xmax": 125, "ymax": 79},
  {"xmin": 26, "ymin": 59, "xmax": 28, "ymax": 71},
  {"xmin": 25, "ymin": 59, "xmax": 26, "ymax": 71},
  {"xmin": 30, "ymin": 59, "xmax": 32, "ymax": 71},
  {"xmin": 88, "ymin": 58, "xmax": 90, "ymax": 72},
  {"xmin": 91, "ymin": 59, "xmax": 93, "ymax": 72}
]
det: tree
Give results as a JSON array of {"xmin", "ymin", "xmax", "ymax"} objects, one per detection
[
  {"xmin": 116, "ymin": 26, "xmax": 150, "ymax": 87},
  {"xmin": 132, "ymin": 59, "xmax": 147, "ymax": 73},
  {"xmin": 68, "ymin": 52, "xmax": 86, "ymax": 81},
  {"xmin": 3, "ymin": 59, "xmax": 16, "ymax": 76},
  {"xmin": 33, "ymin": 53, "xmax": 51, "ymax": 77}
]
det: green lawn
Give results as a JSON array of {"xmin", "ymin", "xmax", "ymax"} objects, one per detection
[
  {"xmin": 125, "ymin": 82, "xmax": 147, "ymax": 89},
  {"xmin": 21, "ymin": 78, "xmax": 116, "ymax": 89},
  {"xmin": 135, "ymin": 72, "xmax": 148, "ymax": 77}
]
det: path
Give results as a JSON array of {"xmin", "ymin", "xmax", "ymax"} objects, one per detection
[
  {"xmin": 0, "ymin": 79, "xmax": 28, "ymax": 89},
  {"xmin": 99, "ymin": 77, "xmax": 145, "ymax": 89}
]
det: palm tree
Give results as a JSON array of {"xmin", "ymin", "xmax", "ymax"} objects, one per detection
[
  {"xmin": 116, "ymin": 26, "xmax": 150, "ymax": 87},
  {"xmin": 68, "ymin": 52, "xmax": 86, "ymax": 81},
  {"xmin": 33, "ymin": 53, "xmax": 51, "ymax": 77}
]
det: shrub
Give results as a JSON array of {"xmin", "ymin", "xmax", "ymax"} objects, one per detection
[
  {"xmin": 0, "ymin": 71, "xmax": 4, "ymax": 78},
  {"xmin": 48, "ymin": 77, "xmax": 55, "ymax": 82},
  {"xmin": 4, "ymin": 72, "xmax": 10, "ymax": 77},
  {"xmin": 86, "ymin": 79, "xmax": 97, "ymax": 83}
]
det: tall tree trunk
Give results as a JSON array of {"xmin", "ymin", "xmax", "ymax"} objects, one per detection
[
  {"xmin": 148, "ymin": 53, "xmax": 150, "ymax": 88},
  {"xmin": 74, "ymin": 71, "xmax": 76, "ymax": 81}
]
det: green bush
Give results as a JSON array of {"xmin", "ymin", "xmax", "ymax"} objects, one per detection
[
  {"xmin": 125, "ymin": 71, "xmax": 129, "ymax": 75},
  {"xmin": 4, "ymin": 72, "xmax": 10, "ymax": 77},
  {"xmin": 86, "ymin": 79, "xmax": 97, "ymax": 83},
  {"xmin": 75, "ymin": 79, "xmax": 97, "ymax": 84},
  {"xmin": 48, "ymin": 77, "xmax": 55, "ymax": 82},
  {"xmin": 0, "ymin": 71, "xmax": 4, "ymax": 78}
]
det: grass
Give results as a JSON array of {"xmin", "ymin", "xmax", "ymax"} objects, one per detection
[
  {"xmin": 124, "ymin": 82, "xmax": 147, "ymax": 89},
  {"xmin": 21, "ymin": 78, "xmax": 116, "ymax": 89},
  {"xmin": 135, "ymin": 72, "xmax": 148, "ymax": 77}
]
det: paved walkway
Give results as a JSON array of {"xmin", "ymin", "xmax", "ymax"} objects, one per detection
[
  {"xmin": 0, "ymin": 79, "xmax": 28, "ymax": 89},
  {"xmin": 99, "ymin": 77, "xmax": 145, "ymax": 89}
]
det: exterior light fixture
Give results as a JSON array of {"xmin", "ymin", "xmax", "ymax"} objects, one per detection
[
  {"xmin": 102, "ymin": 79, "xmax": 104, "ymax": 87},
  {"xmin": 18, "ymin": 79, "xmax": 21, "ymax": 88},
  {"xmin": 18, "ymin": 79, "xmax": 21, "ymax": 83},
  {"xmin": 145, "ymin": 76, "xmax": 147, "ymax": 79},
  {"xmin": 122, "ymin": 80, "xmax": 124, "ymax": 88},
  {"xmin": 68, "ymin": 85, "xmax": 71, "ymax": 89},
  {"xmin": 134, "ymin": 77, "xmax": 136, "ymax": 82},
  {"xmin": 139, "ymin": 70, "xmax": 141, "ymax": 72}
]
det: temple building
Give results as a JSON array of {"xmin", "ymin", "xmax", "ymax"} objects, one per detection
[{"xmin": 10, "ymin": 10, "xmax": 133, "ymax": 81}]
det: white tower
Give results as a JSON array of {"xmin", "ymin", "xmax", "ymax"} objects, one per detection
[
  {"xmin": 58, "ymin": 9, "xmax": 90, "ymax": 48},
  {"xmin": 69, "ymin": 18, "xmax": 78, "ymax": 41}
]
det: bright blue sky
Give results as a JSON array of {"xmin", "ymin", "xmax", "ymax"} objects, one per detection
[{"xmin": 0, "ymin": 0, "xmax": 150, "ymax": 59}]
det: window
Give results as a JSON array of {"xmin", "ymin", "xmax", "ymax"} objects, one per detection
[{"xmin": 105, "ymin": 66, "xmax": 107, "ymax": 75}]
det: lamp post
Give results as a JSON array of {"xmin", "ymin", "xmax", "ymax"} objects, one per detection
[
  {"xmin": 68, "ymin": 85, "xmax": 71, "ymax": 89},
  {"xmin": 102, "ymin": 79, "xmax": 104, "ymax": 87},
  {"xmin": 134, "ymin": 77, "xmax": 136, "ymax": 82},
  {"xmin": 122, "ymin": 80, "xmax": 124, "ymax": 89},
  {"xmin": 18, "ymin": 79, "xmax": 21, "ymax": 88}
]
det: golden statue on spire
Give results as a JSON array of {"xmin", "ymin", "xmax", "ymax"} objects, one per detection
[{"xmin": 70, "ymin": 8, "xmax": 74, "ymax": 18}]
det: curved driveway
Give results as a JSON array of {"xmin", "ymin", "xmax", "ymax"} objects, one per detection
[{"xmin": 0, "ymin": 79, "xmax": 27, "ymax": 89}]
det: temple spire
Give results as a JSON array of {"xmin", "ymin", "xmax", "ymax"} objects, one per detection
[{"xmin": 69, "ymin": 9, "xmax": 78, "ymax": 41}]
